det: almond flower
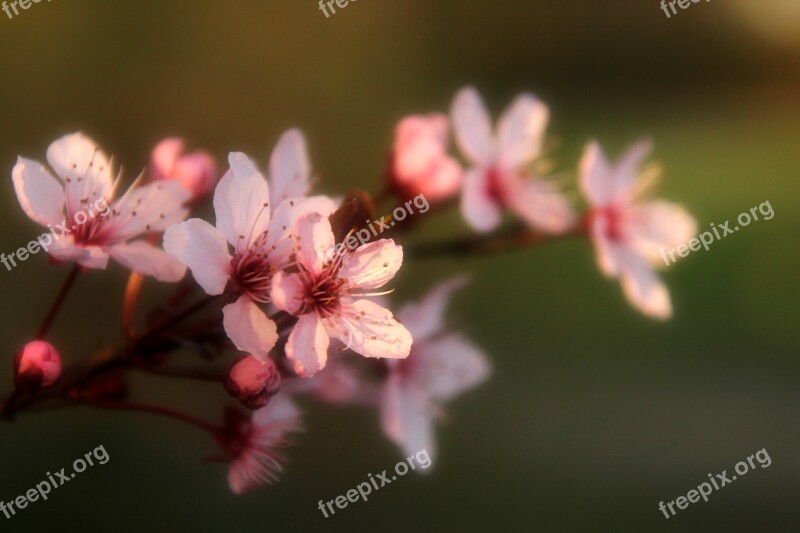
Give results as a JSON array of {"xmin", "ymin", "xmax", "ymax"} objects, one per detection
[
  {"xmin": 450, "ymin": 87, "xmax": 574, "ymax": 233},
  {"xmin": 149, "ymin": 137, "xmax": 218, "ymax": 201},
  {"xmin": 579, "ymin": 140, "xmax": 697, "ymax": 319},
  {"xmin": 12, "ymin": 133, "xmax": 189, "ymax": 281},
  {"xmin": 271, "ymin": 212, "xmax": 412, "ymax": 378},
  {"xmin": 380, "ymin": 276, "xmax": 490, "ymax": 463},
  {"xmin": 388, "ymin": 114, "xmax": 463, "ymax": 203},
  {"xmin": 214, "ymin": 393, "xmax": 302, "ymax": 494},
  {"xmin": 163, "ymin": 145, "xmax": 336, "ymax": 360}
]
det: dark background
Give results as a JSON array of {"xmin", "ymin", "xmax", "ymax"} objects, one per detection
[{"xmin": 1, "ymin": 1, "xmax": 799, "ymax": 531}]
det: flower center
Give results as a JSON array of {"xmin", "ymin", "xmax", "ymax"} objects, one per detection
[
  {"xmin": 301, "ymin": 271, "xmax": 346, "ymax": 318},
  {"xmin": 595, "ymin": 206, "xmax": 625, "ymax": 241},
  {"xmin": 232, "ymin": 248, "xmax": 274, "ymax": 303},
  {"xmin": 485, "ymin": 168, "xmax": 506, "ymax": 203}
]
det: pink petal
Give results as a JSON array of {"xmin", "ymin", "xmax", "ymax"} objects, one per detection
[
  {"xmin": 12, "ymin": 157, "xmax": 65, "ymax": 227},
  {"xmin": 332, "ymin": 299, "xmax": 412, "ymax": 360},
  {"xmin": 253, "ymin": 393, "xmax": 302, "ymax": 441},
  {"xmin": 222, "ymin": 296, "xmax": 278, "ymax": 360},
  {"xmin": 379, "ymin": 373, "xmax": 436, "ymax": 462},
  {"xmin": 338, "ymin": 239, "xmax": 403, "ymax": 291},
  {"xmin": 104, "ymin": 180, "xmax": 190, "ymax": 242},
  {"xmin": 397, "ymin": 276, "xmax": 469, "ymax": 342},
  {"xmin": 213, "ymin": 152, "xmax": 271, "ymax": 250},
  {"xmin": 460, "ymin": 168, "xmax": 501, "ymax": 233},
  {"xmin": 451, "ymin": 86, "xmax": 494, "ymax": 167},
  {"xmin": 588, "ymin": 222, "xmax": 622, "ymax": 277},
  {"xmin": 496, "ymin": 93, "xmax": 549, "ymax": 171},
  {"xmin": 293, "ymin": 212, "xmax": 334, "ymax": 274},
  {"xmin": 617, "ymin": 250, "xmax": 672, "ymax": 320},
  {"xmin": 45, "ymin": 132, "xmax": 113, "ymax": 201},
  {"xmin": 286, "ymin": 314, "xmax": 330, "ymax": 377},
  {"xmin": 579, "ymin": 141, "xmax": 615, "ymax": 206},
  {"xmin": 149, "ymin": 138, "xmax": 183, "ymax": 179},
  {"xmin": 268, "ymin": 129, "xmax": 311, "ymax": 205},
  {"xmin": 270, "ymin": 271, "xmax": 305, "ymax": 315},
  {"xmin": 411, "ymin": 334, "xmax": 491, "ymax": 402},
  {"xmin": 266, "ymin": 195, "xmax": 338, "ymax": 268},
  {"xmin": 504, "ymin": 177, "xmax": 575, "ymax": 233},
  {"xmin": 163, "ymin": 219, "xmax": 232, "ymax": 294},
  {"xmin": 49, "ymin": 236, "xmax": 110, "ymax": 269},
  {"xmin": 626, "ymin": 200, "xmax": 698, "ymax": 263},
  {"xmin": 108, "ymin": 240, "xmax": 187, "ymax": 282},
  {"xmin": 613, "ymin": 139, "xmax": 654, "ymax": 200}
]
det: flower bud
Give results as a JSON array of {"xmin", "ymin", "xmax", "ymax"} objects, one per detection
[
  {"xmin": 13, "ymin": 341, "xmax": 61, "ymax": 393},
  {"xmin": 387, "ymin": 114, "xmax": 463, "ymax": 203},
  {"xmin": 225, "ymin": 356, "xmax": 281, "ymax": 410},
  {"xmin": 149, "ymin": 138, "xmax": 218, "ymax": 201}
]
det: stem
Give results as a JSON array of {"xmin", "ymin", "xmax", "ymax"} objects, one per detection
[
  {"xmin": 36, "ymin": 264, "xmax": 81, "ymax": 338},
  {"xmin": 86, "ymin": 401, "xmax": 218, "ymax": 433},
  {"xmin": 135, "ymin": 294, "xmax": 222, "ymax": 346},
  {"xmin": 122, "ymin": 272, "xmax": 144, "ymax": 339}
]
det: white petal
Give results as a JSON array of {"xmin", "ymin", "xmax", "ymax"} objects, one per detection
[
  {"xmin": 380, "ymin": 374, "xmax": 437, "ymax": 462},
  {"xmin": 338, "ymin": 239, "xmax": 403, "ymax": 291},
  {"xmin": 49, "ymin": 236, "xmax": 109, "ymax": 269},
  {"xmin": 617, "ymin": 250, "xmax": 672, "ymax": 320},
  {"xmin": 213, "ymin": 152, "xmax": 271, "ymax": 251},
  {"xmin": 579, "ymin": 141, "xmax": 615, "ymax": 206},
  {"xmin": 496, "ymin": 93, "xmax": 549, "ymax": 171},
  {"xmin": 460, "ymin": 168, "xmax": 501, "ymax": 233},
  {"xmin": 270, "ymin": 271, "xmax": 305, "ymax": 315},
  {"xmin": 397, "ymin": 275, "xmax": 469, "ymax": 342},
  {"xmin": 46, "ymin": 132, "xmax": 113, "ymax": 206},
  {"xmin": 163, "ymin": 219, "xmax": 232, "ymax": 294},
  {"xmin": 108, "ymin": 241, "xmax": 187, "ymax": 282},
  {"xmin": 504, "ymin": 177, "xmax": 575, "ymax": 233},
  {"xmin": 589, "ymin": 223, "xmax": 622, "ymax": 277},
  {"xmin": 12, "ymin": 157, "xmax": 65, "ymax": 227},
  {"xmin": 411, "ymin": 334, "xmax": 491, "ymax": 402},
  {"xmin": 613, "ymin": 139, "xmax": 654, "ymax": 200},
  {"xmin": 332, "ymin": 299, "xmax": 412, "ymax": 360},
  {"xmin": 626, "ymin": 200, "xmax": 697, "ymax": 264},
  {"xmin": 293, "ymin": 212, "xmax": 334, "ymax": 274},
  {"xmin": 265, "ymin": 195, "xmax": 338, "ymax": 268},
  {"xmin": 104, "ymin": 180, "xmax": 190, "ymax": 243},
  {"xmin": 268, "ymin": 129, "xmax": 311, "ymax": 205},
  {"xmin": 286, "ymin": 314, "xmax": 330, "ymax": 377},
  {"xmin": 451, "ymin": 87, "xmax": 494, "ymax": 166},
  {"xmin": 222, "ymin": 296, "xmax": 279, "ymax": 360}
]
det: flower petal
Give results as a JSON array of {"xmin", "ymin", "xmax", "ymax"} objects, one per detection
[
  {"xmin": 293, "ymin": 212, "xmax": 334, "ymax": 274},
  {"xmin": 286, "ymin": 314, "xmax": 330, "ymax": 377},
  {"xmin": 253, "ymin": 392, "xmax": 302, "ymax": 441},
  {"xmin": 163, "ymin": 219, "xmax": 232, "ymax": 294},
  {"xmin": 265, "ymin": 195, "xmax": 338, "ymax": 268},
  {"xmin": 397, "ymin": 275, "xmax": 469, "ymax": 342},
  {"xmin": 104, "ymin": 180, "xmax": 190, "ymax": 243},
  {"xmin": 504, "ymin": 177, "xmax": 575, "ymax": 233},
  {"xmin": 108, "ymin": 240, "xmax": 187, "ymax": 282},
  {"xmin": 410, "ymin": 334, "xmax": 491, "ymax": 402},
  {"xmin": 626, "ymin": 200, "xmax": 698, "ymax": 264},
  {"xmin": 46, "ymin": 132, "xmax": 113, "ymax": 207},
  {"xmin": 12, "ymin": 157, "xmax": 65, "ymax": 227},
  {"xmin": 617, "ymin": 249, "xmax": 672, "ymax": 320},
  {"xmin": 496, "ymin": 93, "xmax": 549, "ymax": 171},
  {"xmin": 49, "ymin": 236, "xmax": 110, "ymax": 269},
  {"xmin": 338, "ymin": 239, "xmax": 403, "ymax": 291},
  {"xmin": 331, "ymin": 299, "xmax": 412, "ymax": 360},
  {"xmin": 451, "ymin": 86, "xmax": 494, "ymax": 166},
  {"xmin": 579, "ymin": 141, "xmax": 615, "ymax": 206},
  {"xmin": 380, "ymin": 373, "xmax": 436, "ymax": 462},
  {"xmin": 222, "ymin": 296, "xmax": 279, "ymax": 360},
  {"xmin": 268, "ymin": 129, "xmax": 311, "ymax": 205},
  {"xmin": 460, "ymin": 168, "xmax": 501, "ymax": 233},
  {"xmin": 270, "ymin": 271, "xmax": 305, "ymax": 315},
  {"xmin": 213, "ymin": 152, "xmax": 271, "ymax": 251}
]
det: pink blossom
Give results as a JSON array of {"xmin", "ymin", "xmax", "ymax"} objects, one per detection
[
  {"xmin": 225, "ymin": 355, "xmax": 281, "ymax": 409},
  {"xmin": 450, "ymin": 87, "xmax": 574, "ymax": 233},
  {"xmin": 579, "ymin": 140, "xmax": 697, "ymax": 319},
  {"xmin": 12, "ymin": 133, "xmax": 190, "ymax": 281},
  {"xmin": 215, "ymin": 394, "xmax": 302, "ymax": 494},
  {"xmin": 379, "ymin": 277, "xmax": 490, "ymax": 463},
  {"xmin": 163, "ymin": 133, "xmax": 337, "ymax": 360},
  {"xmin": 14, "ymin": 340, "xmax": 62, "ymax": 393},
  {"xmin": 388, "ymin": 114, "xmax": 463, "ymax": 203},
  {"xmin": 149, "ymin": 137, "xmax": 218, "ymax": 201},
  {"xmin": 271, "ymin": 212, "xmax": 412, "ymax": 378}
]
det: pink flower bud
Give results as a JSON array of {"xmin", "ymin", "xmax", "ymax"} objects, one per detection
[
  {"xmin": 387, "ymin": 114, "xmax": 463, "ymax": 203},
  {"xmin": 13, "ymin": 341, "xmax": 61, "ymax": 393},
  {"xmin": 149, "ymin": 137, "xmax": 218, "ymax": 201},
  {"xmin": 225, "ymin": 356, "xmax": 281, "ymax": 410}
]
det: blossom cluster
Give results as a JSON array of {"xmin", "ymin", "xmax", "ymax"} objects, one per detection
[{"xmin": 4, "ymin": 86, "xmax": 696, "ymax": 494}]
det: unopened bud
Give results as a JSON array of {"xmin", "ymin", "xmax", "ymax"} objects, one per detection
[
  {"xmin": 13, "ymin": 341, "xmax": 61, "ymax": 393},
  {"xmin": 225, "ymin": 356, "xmax": 281, "ymax": 409},
  {"xmin": 150, "ymin": 138, "xmax": 218, "ymax": 201}
]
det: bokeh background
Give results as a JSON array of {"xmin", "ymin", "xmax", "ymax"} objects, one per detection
[{"xmin": 1, "ymin": 1, "xmax": 799, "ymax": 531}]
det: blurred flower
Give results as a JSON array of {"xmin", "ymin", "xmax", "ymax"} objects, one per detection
[
  {"xmin": 12, "ymin": 133, "xmax": 190, "ymax": 281},
  {"xmin": 164, "ymin": 149, "xmax": 336, "ymax": 360},
  {"xmin": 13, "ymin": 340, "xmax": 62, "ymax": 393},
  {"xmin": 450, "ymin": 87, "xmax": 574, "ymax": 233},
  {"xmin": 380, "ymin": 276, "xmax": 490, "ymax": 463},
  {"xmin": 226, "ymin": 355, "xmax": 281, "ymax": 409},
  {"xmin": 387, "ymin": 114, "xmax": 463, "ymax": 203},
  {"xmin": 214, "ymin": 394, "xmax": 302, "ymax": 494},
  {"xmin": 579, "ymin": 140, "xmax": 697, "ymax": 319},
  {"xmin": 289, "ymin": 353, "xmax": 375, "ymax": 405},
  {"xmin": 271, "ymin": 212, "xmax": 412, "ymax": 378},
  {"xmin": 149, "ymin": 138, "xmax": 218, "ymax": 201}
]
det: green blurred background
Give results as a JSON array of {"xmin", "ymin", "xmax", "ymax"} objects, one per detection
[{"xmin": 1, "ymin": 1, "xmax": 799, "ymax": 531}]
